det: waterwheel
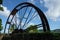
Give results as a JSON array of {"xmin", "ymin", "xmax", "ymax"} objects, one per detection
[{"xmin": 2, "ymin": 2, "xmax": 50, "ymax": 40}]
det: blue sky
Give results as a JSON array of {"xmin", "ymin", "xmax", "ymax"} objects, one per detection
[{"xmin": 0, "ymin": 0, "xmax": 60, "ymax": 32}]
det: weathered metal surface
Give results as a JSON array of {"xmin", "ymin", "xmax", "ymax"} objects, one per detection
[{"xmin": 4, "ymin": 2, "xmax": 50, "ymax": 34}]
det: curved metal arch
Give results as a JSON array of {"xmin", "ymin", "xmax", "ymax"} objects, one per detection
[{"xmin": 4, "ymin": 2, "xmax": 50, "ymax": 33}]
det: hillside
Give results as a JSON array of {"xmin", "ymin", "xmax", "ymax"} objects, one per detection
[{"xmin": 52, "ymin": 29, "xmax": 60, "ymax": 33}]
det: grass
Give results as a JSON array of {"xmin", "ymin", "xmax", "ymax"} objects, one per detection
[{"xmin": 1, "ymin": 32, "xmax": 60, "ymax": 40}]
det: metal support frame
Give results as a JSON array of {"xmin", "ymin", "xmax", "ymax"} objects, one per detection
[{"xmin": 4, "ymin": 2, "xmax": 50, "ymax": 34}]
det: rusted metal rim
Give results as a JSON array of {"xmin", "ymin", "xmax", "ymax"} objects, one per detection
[{"xmin": 4, "ymin": 2, "xmax": 50, "ymax": 34}]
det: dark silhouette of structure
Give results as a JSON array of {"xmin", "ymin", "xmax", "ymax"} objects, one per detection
[{"xmin": 4, "ymin": 2, "xmax": 50, "ymax": 34}]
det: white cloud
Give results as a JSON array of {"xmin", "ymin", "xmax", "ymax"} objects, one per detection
[
  {"xmin": 0, "ymin": 5, "xmax": 10, "ymax": 17},
  {"xmin": 31, "ymin": 0, "xmax": 34, "ymax": 2},
  {"xmin": 40, "ymin": 0, "xmax": 44, "ymax": 4},
  {"xmin": 27, "ymin": 0, "xmax": 35, "ymax": 4},
  {"xmin": 43, "ymin": 0, "xmax": 60, "ymax": 21}
]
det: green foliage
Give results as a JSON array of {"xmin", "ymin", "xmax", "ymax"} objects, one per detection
[
  {"xmin": 0, "ymin": 0, "xmax": 3, "ymax": 11},
  {"xmin": 0, "ymin": 26, "xmax": 3, "ymax": 31},
  {"xmin": 0, "ymin": 6, "xmax": 4, "ymax": 11},
  {"xmin": 0, "ymin": 19, "xmax": 3, "ymax": 31},
  {"xmin": 25, "ymin": 25, "xmax": 39, "ymax": 33},
  {"xmin": 27, "ymin": 25, "xmax": 37, "ymax": 30},
  {"xmin": 9, "ymin": 24, "xmax": 16, "ymax": 32},
  {"xmin": 0, "ymin": 0, "xmax": 2, "ymax": 4},
  {"xmin": 2, "ymin": 33, "xmax": 60, "ymax": 40}
]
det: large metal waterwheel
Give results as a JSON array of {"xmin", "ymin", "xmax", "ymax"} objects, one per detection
[{"xmin": 4, "ymin": 2, "xmax": 50, "ymax": 34}]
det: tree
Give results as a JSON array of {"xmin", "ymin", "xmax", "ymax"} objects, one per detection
[
  {"xmin": 0, "ymin": 0, "xmax": 2, "ymax": 4},
  {"xmin": 0, "ymin": 7, "xmax": 3, "ymax": 11},
  {"xmin": 25, "ymin": 25, "xmax": 39, "ymax": 33},
  {"xmin": 0, "ymin": 19, "xmax": 3, "ymax": 33},
  {"xmin": 0, "ymin": 0, "xmax": 3, "ymax": 11}
]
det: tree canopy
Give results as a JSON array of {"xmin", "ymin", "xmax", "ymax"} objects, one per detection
[
  {"xmin": 0, "ymin": 0, "xmax": 2, "ymax": 4},
  {"xmin": 0, "ymin": 0, "xmax": 3, "ymax": 11},
  {"xmin": 25, "ymin": 25, "xmax": 39, "ymax": 33},
  {"xmin": 0, "ymin": 19, "xmax": 3, "ymax": 32},
  {"xmin": 0, "ymin": 7, "xmax": 3, "ymax": 11}
]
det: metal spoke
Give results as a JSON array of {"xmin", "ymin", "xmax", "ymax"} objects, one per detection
[
  {"xmin": 15, "ymin": 15, "xmax": 17, "ymax": 28},
  {"xmin": 26, "ymin": 11, "xmax": 36, "ymax": 24},
  {"xmin": 27, "ymin": 13, "xmax": 38, "ymax": 24},
  {"xmin": 8, "ymin": 15, "xmax": 15, "ymax": 34},
  {"xmin": 4, "ymin": 16, "xmax": 10, "ymax": 33},
  {"xmin": 22, "ymin": 7, "xmax": 33, "ymax": 28},
  {"xmin": 8, "ymin": 17, "xmax": 17, "ymax": 33},
  {"xmin": 18, "ymin": 10, "xmax": 21, "ymax": 29},
  {"xmin": 35, "ymin": 24, "xmax": 42, "ymax": 27},
  {"xmin": 24, "ymin": 13, "xmax": 38, "ymax": 28},
  {"xmin": 18, "ymin": 7, "xmax": 28, "ymax": 29}
]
